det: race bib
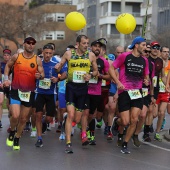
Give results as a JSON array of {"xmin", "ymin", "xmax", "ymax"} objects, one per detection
[
  {"xmin": 101, "ymin": 80, "xmax": 106, "ymax": 86},
  {"xmin": 159, "ymin": 79, "xmax": 165, "ymax": 92},
  {"xmin": 142, "ymin": 88, "xmax": 148, "ymax": 97},
  {"xmin": 73, "ymin": 71, "xmax": 86, "ymax": 83},
  {"xmin": 89, "ymin": 76, "xmax": 98, "ymax": 84},
  {"xmin": 39, "ymin": 78, "xmax": 51, "ymax": 89},
  {"xmin": 128, "ymin": 89, "xmax": 142, "ymax": 100},
  {"xmin": 18, "ymin": 90, "xmax": 31, "ymax": 102},
  {"xmin": 152, "ymin": 76, "xmax": 157, "ymax": 87}
]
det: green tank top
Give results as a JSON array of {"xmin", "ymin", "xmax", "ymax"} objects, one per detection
[{"xmin": 67, "ymin": 50, "xmax": 91, "ymax": 83}]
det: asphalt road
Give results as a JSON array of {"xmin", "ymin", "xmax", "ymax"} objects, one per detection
[{"xmin": 1, "ymin": 113, "xmax": 170, "ymax": 170}]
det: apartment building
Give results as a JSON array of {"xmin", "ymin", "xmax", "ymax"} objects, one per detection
[{"xmin": 76, "ymin": 0, "xmax": 144, "ymax": 47}]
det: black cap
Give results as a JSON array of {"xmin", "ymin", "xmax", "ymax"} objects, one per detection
[
  {"xmin": 91, "ymin": 40, "xmax": 103, "ymax": 46},
  {"xmin": 24, "ymin": 36, "xmax": 36, "ymax": 43}
]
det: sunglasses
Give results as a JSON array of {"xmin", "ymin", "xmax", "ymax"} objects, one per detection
[
  {"xmin": 152, "ymin": 46, "xmax": 160, "ymax": 50},
  {"xmin": 26, "ymin": 41, "xmax": 36, "ymax": 45},
  {"xmin": 43, "ymin": 44, "xmax": 54, "ymax": 50},
  {"xmin": 144, "ymin": 50, "xmax": 151, "ymax": 53}
]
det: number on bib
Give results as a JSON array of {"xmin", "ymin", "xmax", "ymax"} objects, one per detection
[
  {"xmin": 128, "ymin": 89, "xmax": 142, "ymax": 100},
  {"xmin": 39, "ymin": 78, "xmax": 51, "ymax": 89},
  {"xmin": 18, "ymin": 90, "xmax": 31, "ymax": 102},
  {"xmin": 73, "ymin": 71, "xmax": 86, "ymax": 83}
]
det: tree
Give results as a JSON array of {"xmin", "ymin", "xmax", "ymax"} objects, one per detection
[{"xmin": 0, "ymin": 3, "xmax": 45, "ymax": 49}]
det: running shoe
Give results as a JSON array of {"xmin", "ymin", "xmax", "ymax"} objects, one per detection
[
  {"xmin": 86, "ymin": 130, "xmax": 91, "ymax": 140},
  {"xmin": 30, "ymin": 131, "xmax": 37, "ymax": 138},
  {"xmin": 6, "ymin": 131, "xmax": 15, "ymax": 147},
  {"xmin": 35, "ymin": 139, "xmax": 43, "ymax": 147},
  {"xmin": 47, "ymin": 123, "xmax": 51, "ymax": 131},
  {"xmin": 111, "ymin": 117, "xmax": 119, "ymax": 136},
  {"xmin": 154, "ymin": 133, "xmax": 162, "ymax": 142},
  {"xmin": 104, "ymin": 126, "xmax": 109, "ymax": 135},
  {"xmin": 59, "ymin": 132, "xmax": 65, "ymax": 140},
  {"xmin": 13, "ymin": 137, "xmax": 20, "ymax": 150},
  {"xmin": 117, "ymin": 136, "xmax": 123, "ymax": 147},
  {"xmin": 143, "ymin": 134, "xmax": 151, "ymax": 142},
  {"xmin": 107, "ymin": 132, "xmax": 113, "ymax": 141},
  {"xmin": 89, "ymin": 135, "xmax": 96, "ymax": 145},
  {"xmin": 96, "ymin": 121, "xmax": 102, "ymax": 128},
  {"xmin": 65, "ymin": 143, "xmax": 73, "ymax": 154},
  {"xmin": 121, "ymin": 146, "xmax": 130, "ymax": 154},
  {"xmin": 0, "ymin": 121, "xmax": 3, "ymax": 128},
  {"xmin": 82, "ymin": 136, "xmax": 89, "ymax": 146},
  {"xmin": 132, "ymin": 135, "xmax": 141, "ymax": 147}
]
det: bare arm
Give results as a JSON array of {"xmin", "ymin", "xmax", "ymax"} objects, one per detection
[
  {"xmin": 166, "ymin": 70, "xmax": 170, "ymax": 92},
  {"xmin": 89, "ymin": 52, "xmax": 98, "ymax": 77},
  {"xmin": 50, "ymin": 72, "xmax": 67, "ymax": 83},
  {"xmin": 55, "ymin": 51, "xmax": 70, "ymax": 72},
  {"xmin": 35, "ymin": 56, "xmax": 44, "ymax": 80},
  {"xmin": 108, "ymin": 65, "xmax": 124, "ymax": 90},
  {"xmin": 161, "ymin": 63, "xmax": 166, "ymax": 85},
  {"xmin": 3, "ymin": 54, "xmax": 18, "ymax": 87}
]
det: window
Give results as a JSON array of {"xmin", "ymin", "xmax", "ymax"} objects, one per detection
[
  {"xmin": 45, "ymin": 13, "xmax": 55, "ymax": 22},
  {"xmin": 45, "ymin": 34, "xmax": 53, "ymax": 40},
  {"xmin": 56, "ymin": 31, "xmax": 65, "ymax": 40},
  {"xmin": 56, "ymin": 13, "xmax": 65, "ymax": 22},
  {"xmin": 43, "ymin": 31, "xmax": 65, "ymax": 40}
]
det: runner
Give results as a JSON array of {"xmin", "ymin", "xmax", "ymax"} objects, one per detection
[
  {"xmin": 82, "ymin": 39, "xmax": 110, "ymax": 145},
  {"xmin": 143, "ymin": 41, "xmax": 165, "ymax": 141},
  {"xmin": 109, "ymin": 36, "xmax": 149, "ymax": 154},
  {"xmin": 5, "ymin": 36, "xmax": 44, "ymax": 150},
  {"xmin": 35, "ymin": 44, "xmax": 67, "ymax": 147},
  {"xmin": 55, "ymin": 35, "xmax": 98, "ymax": 153},
  {"xmin": 0, "ymin": 49, "xmax": 12, "ymax": 128}
]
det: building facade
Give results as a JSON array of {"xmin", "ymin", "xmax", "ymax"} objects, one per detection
[
  {"xmin": 0, "ymin": 0, "xmax": 76, "ymax": 55},
  {"xmin": 76, "ymin": 0, "xmax": 144, "ymax": 47}
]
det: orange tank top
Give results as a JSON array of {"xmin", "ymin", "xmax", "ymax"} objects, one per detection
[
  {"xmin": 11, "ymin": 53, "xmax": 38, "ymax": 92},
  {"xmin": 164, "ymin": 60, "xmax": 170, "ymax": 76}
]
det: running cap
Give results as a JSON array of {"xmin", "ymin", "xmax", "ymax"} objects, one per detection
[
  {"xmin": 108, "ymin": 54, "xmax": 115, "ymax": 61},
  {"xmin": 24, "ymin": 36, "xmax": 36, "ymax": 43},
  {"xmin": 3, "ymin": 49, "xmax": 11, "ymax": 55},
  {"xmin": 91, "ymin": 40, "xmax": 103, "ymax": 46},
  {"xmin": 150, "ymin": 41, "xmax": 160, "ymax": 47},
  {"xmin": 128, "ymin": 36, "xmax": 146, "ymax": 49}
]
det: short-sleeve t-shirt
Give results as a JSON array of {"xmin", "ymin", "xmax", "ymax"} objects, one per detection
[{"xmin": 113, "ymin": 52, "xmax": 149, "ymax": 93}]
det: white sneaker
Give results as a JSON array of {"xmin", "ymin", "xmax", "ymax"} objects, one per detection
[
  {"xmin": 30, "ymin": 131, "xmax": 37, "ymax": 137},
  {"xmin": 59, "ymin": 132, "xmax": 65, "ymax": 140}
]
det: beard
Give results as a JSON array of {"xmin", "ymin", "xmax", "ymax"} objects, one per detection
[{"xmin": 92, "ymin": 50, "xmax": 100, "ymax": 56}]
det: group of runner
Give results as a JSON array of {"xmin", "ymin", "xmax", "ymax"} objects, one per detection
[{"xmin": 1, "ymin": 34, "xmax": 170, "ymax": 154}]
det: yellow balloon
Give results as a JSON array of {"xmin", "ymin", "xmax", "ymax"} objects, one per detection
[
  {"xmin": 116, "ymin": 13, "xmax": 136, "ymax": 34},
  {"xmin": 65, "ymin": 12, "xmax": 86, "ymax": 31}
]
